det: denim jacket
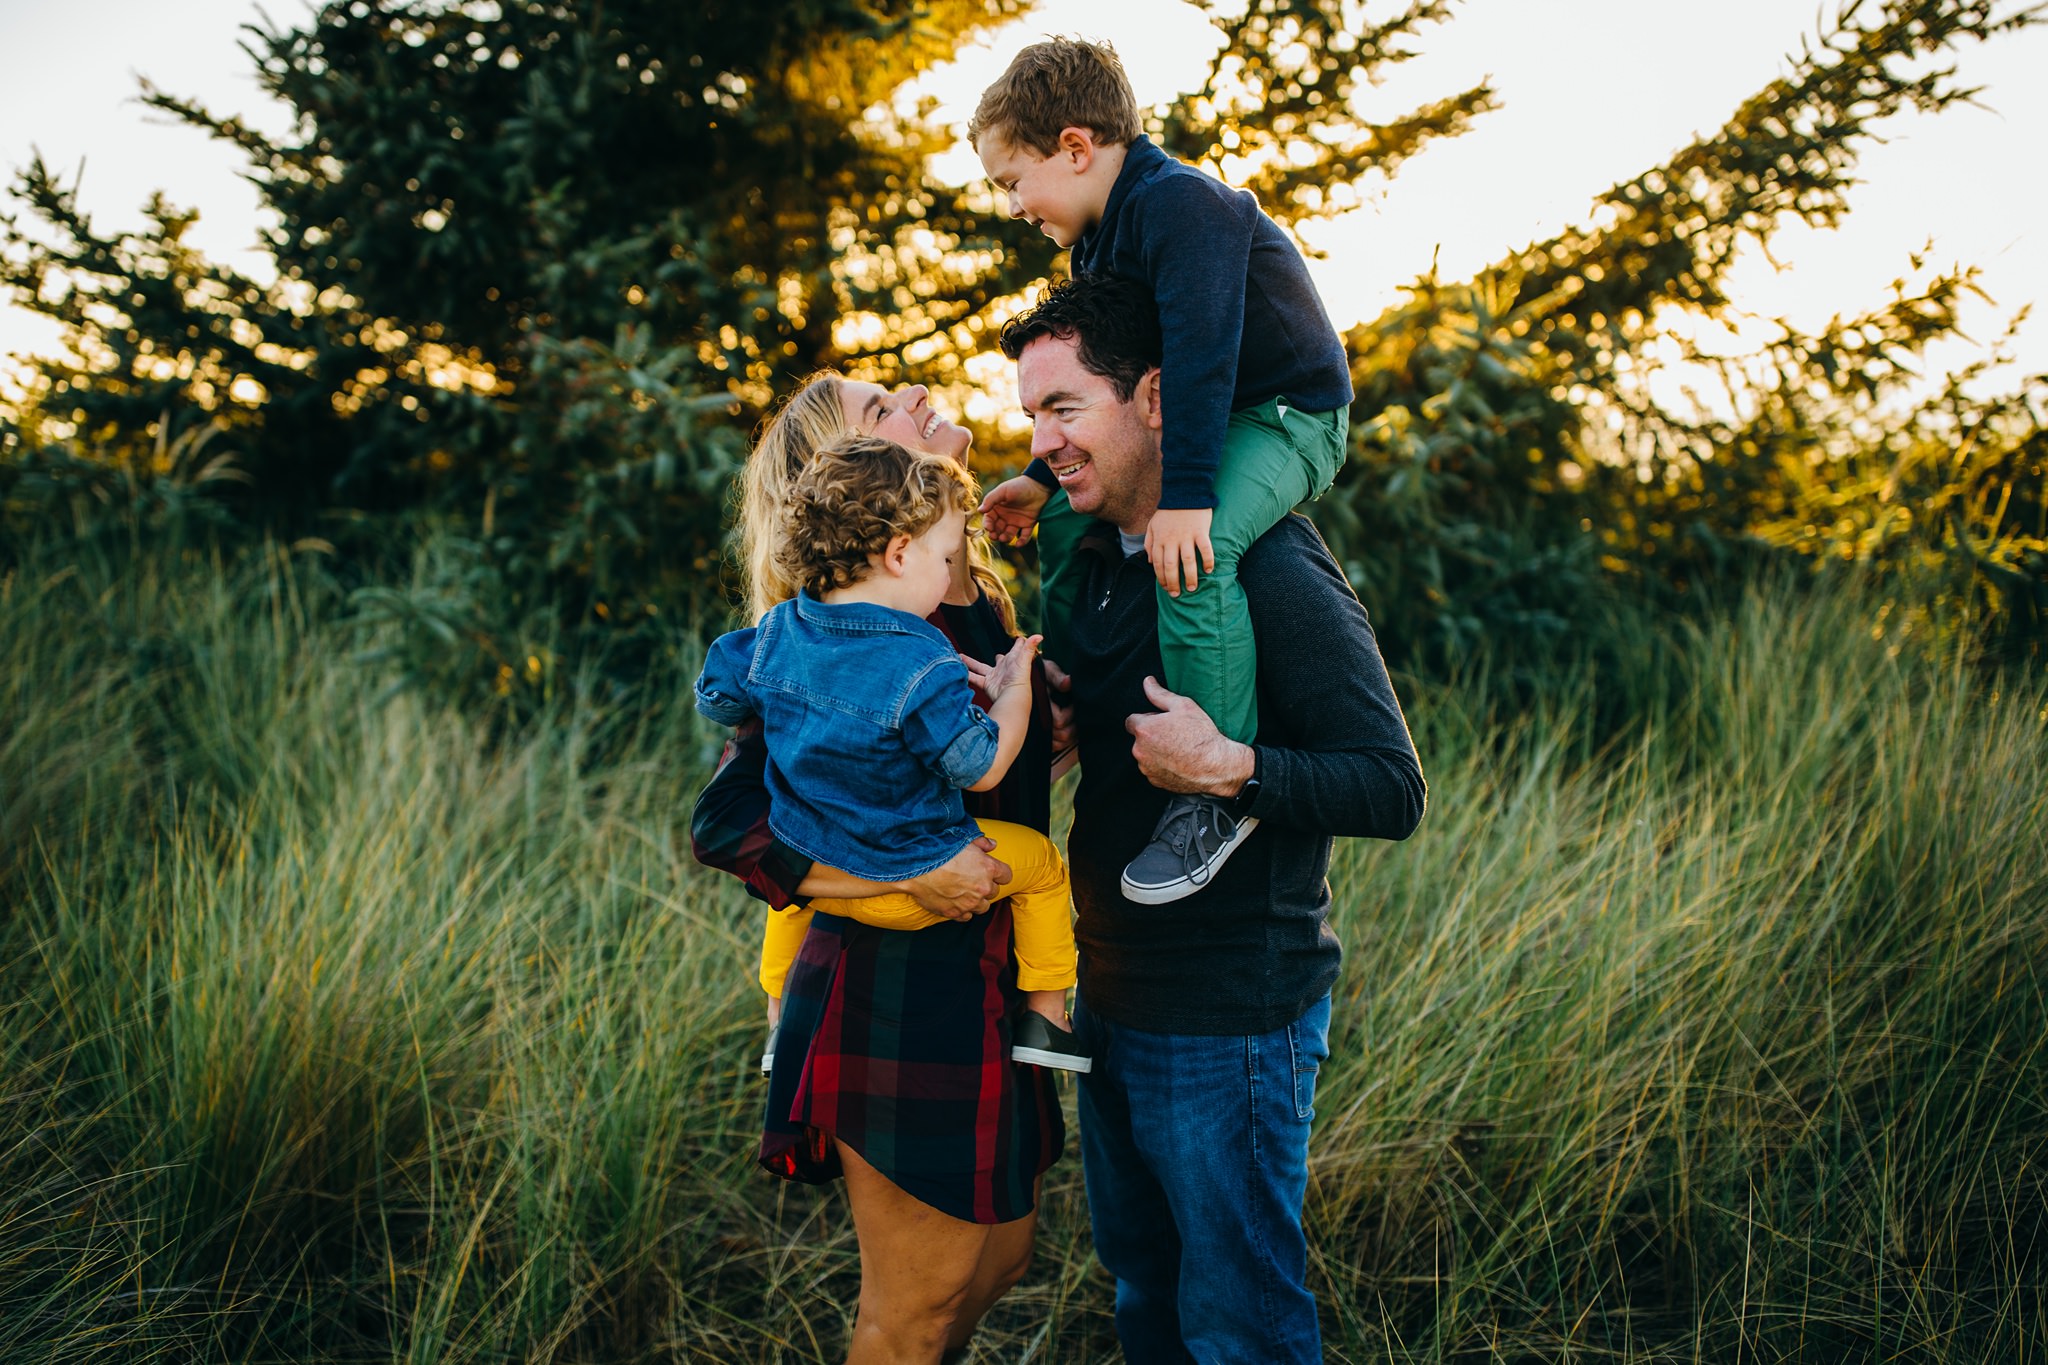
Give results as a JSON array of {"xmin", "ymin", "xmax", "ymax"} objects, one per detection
[{"xmin": 694, "ymin": 592, "xmax": 1000, "ymax": 882}]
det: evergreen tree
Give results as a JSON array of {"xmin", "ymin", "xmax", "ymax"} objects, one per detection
[{"xmin": 1318, "ymin": 0, "xmax": 2045, "ymax": 661}]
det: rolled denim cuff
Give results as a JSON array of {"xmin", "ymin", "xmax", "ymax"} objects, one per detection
[
  {"xmin": 693, "ymin": 682, "xmax": 753, "ymax": 727},
  {"xmin": 935, "ymin": 715, "xmax": 1000, "ymax": 788}
]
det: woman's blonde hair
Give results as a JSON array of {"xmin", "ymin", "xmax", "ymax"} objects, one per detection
[
  {"xmin": 738, "ymin": 372, "xmax": 1017, "ymax": 629},
  {"xmin": 776, "ymin": 436, "xmax": 974, "ymax": 599}
]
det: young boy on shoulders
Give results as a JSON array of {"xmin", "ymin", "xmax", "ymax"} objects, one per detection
[{"xmin": 971, "ymin": 37, "xmax": 1355, "ymax": 903}]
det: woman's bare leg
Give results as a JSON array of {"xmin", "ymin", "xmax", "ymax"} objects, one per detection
[
  {"xmin": 837, "ymin": 1141, "xmax": 1033, "ymax": 1364},
  {"xmin": 943, "ymin": 1188, "xmax": 1039, "ymax": 1354}
]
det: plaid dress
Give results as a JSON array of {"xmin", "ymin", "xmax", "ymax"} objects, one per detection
[{"xmin": 692, "ymin": 595, "xmax": 1065, "ymax": 1225}]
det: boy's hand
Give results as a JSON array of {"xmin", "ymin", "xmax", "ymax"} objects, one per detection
[
  {"xmin": 979, "ymin": 475, "xmax": 1053, "ymax": 547},
  {"xmin": 981, "ymin": 633, "xmax": 1043, "ymax": 701},
  {"xmin": 1145, "ymin": 507, "xmax": 1215, "ymax": 597}
]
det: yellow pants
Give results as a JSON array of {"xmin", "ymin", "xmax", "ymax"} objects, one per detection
[{"xmin": 758, "ymin": 818, "xmax": 1075, "ymax": 998}]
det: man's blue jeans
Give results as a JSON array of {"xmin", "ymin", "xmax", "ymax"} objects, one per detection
[{"xmin": 1074, "ymin": 993, "xmax": 1333, "ymax": 1364}]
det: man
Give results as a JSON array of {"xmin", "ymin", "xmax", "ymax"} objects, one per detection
[{"xmin": 999, "ymin": 275, "xmax": 1427, "ymax": 1363}]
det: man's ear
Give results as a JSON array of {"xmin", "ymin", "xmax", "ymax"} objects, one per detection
[
  {"xmin": 1057, "ymin": 125, "xmax": 1098, "ymax": 172},
  {"xmin": 1134, "ymin": 368, "xmax": 1165, "ymax": 430}
]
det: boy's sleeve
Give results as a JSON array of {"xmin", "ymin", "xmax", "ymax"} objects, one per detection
[
  {"xmin": 897, "ymin": 652, "xmax": 1000, "ymax": 789},
  {"xmin": 1132, "ymin": 174, "xmax": 1258, "ymax": 511},
  {"xmin": 693, "ymin": 628, "xmax": 759, "ymax": 726}
]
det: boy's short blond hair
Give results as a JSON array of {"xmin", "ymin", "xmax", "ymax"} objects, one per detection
[
  {"xmin": 776, "ymin": 435, "xmax": 977, "ymax": 600},
  {"xmin": 968, "ymin": 36, "xmax": 1141, "ymax": 157}
]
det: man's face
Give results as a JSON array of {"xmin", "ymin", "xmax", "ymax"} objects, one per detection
[
  {"xmin": 977, "ymin": 129, "xmax": 1105, "ymax": 249},
  {"xmin": 1015, "ymin": 333, "xmax": 1161, "ymax": 534}
]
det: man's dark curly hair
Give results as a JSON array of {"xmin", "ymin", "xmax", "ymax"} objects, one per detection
[{"xmin": 998, "ymin": 275, "xmax": 1162, "ymax": 401}]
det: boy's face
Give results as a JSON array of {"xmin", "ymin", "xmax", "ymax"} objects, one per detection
[
  {"xmin": 978, "ymin": 127, "xmax": 1109, "ymax": 249},
  {"xmin": 901, "ymin": 507, "xmax": 967, "ymax": 618}
]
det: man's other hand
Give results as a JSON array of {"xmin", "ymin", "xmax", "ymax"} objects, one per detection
[{"xmin": 1126, "ymin": 676, "xmax": 1255, "ymax": 796}]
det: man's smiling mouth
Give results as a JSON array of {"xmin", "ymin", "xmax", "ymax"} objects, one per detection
[{"xmin": 1050, "ymin": 457, "xmax": 1086, "ymax": 481}]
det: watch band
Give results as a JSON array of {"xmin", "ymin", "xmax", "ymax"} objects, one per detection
[{"xmin": 1229, "ymin": 747, "xmax": 1263, "ymax": 818}]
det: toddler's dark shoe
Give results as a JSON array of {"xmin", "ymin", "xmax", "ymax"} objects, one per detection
[
  {"xmin": 1120, "ymin": 793, "xmax": 1259, "ymax": 904},
  {"xmin": 1010, "ymin": 1011, "xmax": 1092, "ymax": 1073}
]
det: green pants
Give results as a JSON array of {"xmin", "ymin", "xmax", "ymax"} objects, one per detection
[{"xmin": 1035, "ymin": 398, "xmax": 1348, "ymax": 744}]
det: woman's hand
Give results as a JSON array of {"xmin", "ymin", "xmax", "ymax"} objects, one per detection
[
  {"xmin": 898, "ymin": 836, "xmax": 1013, "ymax": 920},
  {"xmin": 979, "ymin": 475, "xmax": 1052, "ymax": 547}
]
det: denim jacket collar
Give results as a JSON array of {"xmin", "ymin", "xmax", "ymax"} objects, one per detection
[{"xmin": 790, "ymin": 589, "xmax": 948, "ymax": 643}]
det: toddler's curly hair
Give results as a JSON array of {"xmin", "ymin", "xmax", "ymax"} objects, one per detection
[{"xmin": 776, "ymin": 435, "xmax": 979, "ymax": 599}]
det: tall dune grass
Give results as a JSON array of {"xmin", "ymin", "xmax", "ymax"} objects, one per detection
[{"xmin": 2, "ymin": 536, "xmax": 2043, "ymax": 1362}]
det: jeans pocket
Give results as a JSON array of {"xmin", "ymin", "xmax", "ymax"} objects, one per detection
[
  {"xmin": 1287, "ymin": 997, "xmax": 1333, "ymax": 1122},
  {"xmin": 1289, "ymin": 1047, "xmax": 1320, "ymax": 1122}
]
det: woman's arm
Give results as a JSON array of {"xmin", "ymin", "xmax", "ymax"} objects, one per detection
[
  {"xmin": 802, "ymin": 837, "xmax": 1013, "ymax": 920},
  {"xmin": 690, "ymin": 718, "xmax": 815, "ymax": 910},
  {"xmin": 691, "ymin": 719, "xmax": 1014, "ymax": 917}
]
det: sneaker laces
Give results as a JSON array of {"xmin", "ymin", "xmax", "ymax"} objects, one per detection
[{"xmin": 1147, "ymin": 796, "xmax": 1239, "ymax": 888}]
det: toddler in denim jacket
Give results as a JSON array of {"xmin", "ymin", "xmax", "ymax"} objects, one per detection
[{"xmin": 695, "ymin": 435, "xmax": 1089, "ymax": 1073}]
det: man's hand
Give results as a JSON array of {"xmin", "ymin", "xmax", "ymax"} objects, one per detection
[
  {"xmin": 1145, "ymin": 507, "xmax": 1215, "ymax": 596},
  {"xmin": 899, "ymin": 836, "xmax": 1013, "ymax": 920},
  {"xmin": 1125, "ymin": 676, "xmax": 1255, "ymax": 796},
  {"xmin": 979, "ymin": 475, "xmax": 1053, "ymax": 547}
]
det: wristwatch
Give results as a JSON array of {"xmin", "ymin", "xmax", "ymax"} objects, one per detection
[{"xmin": 1228, "ymin": 747, "xmax": 1263, "ymax": 819}]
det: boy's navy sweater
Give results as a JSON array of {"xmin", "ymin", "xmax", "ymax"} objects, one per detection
[
  {"xmin": 1027, "ymin": 135, "xmax": 1354, "ymax": 511},
  {"xmin": 1065, "ymin": 514, "xmax": 1426, "ymax": 1034}
]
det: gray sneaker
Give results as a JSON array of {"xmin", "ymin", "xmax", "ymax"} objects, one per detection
[
  {"xmin": 1119, "ymin": 793, "xmax": 1260, "ymax": 904},
  {"xmin": 1010, "ymin": 1011, "xmax": 1093, "ymax": 1072}
]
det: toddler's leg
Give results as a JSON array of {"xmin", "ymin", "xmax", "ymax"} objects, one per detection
[
  {"xmin": 975, "ymin": 820, "xmax": 1074, "ymax": 998},
  {"xmin": 977, "ymin": 819, "xmax": 1092, "ymax": 1073},
  {"xmin": 759, "ymin": 905, "xmax": 815, "ymax": 999},
  {"xmin": 763, "ymin": 892, "xmax": 945, "ymax": 1000},
  {"xmin": 757, "ymin": 907, "xmax": 817, "ymax": 1077}
]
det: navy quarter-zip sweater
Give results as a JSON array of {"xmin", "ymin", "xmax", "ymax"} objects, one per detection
[
  {"xmin": 1066, "ymin": 514, "xmax": 1426, "ymax": 1034},
  {"xmin": 1026, "ymin": 135, "xmax": 1354, "ymax": 511}
]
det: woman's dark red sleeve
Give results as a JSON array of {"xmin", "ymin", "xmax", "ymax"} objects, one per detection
[{"xmin": 690, "ymin": 717, "xmax": 814, "ymax": 909}]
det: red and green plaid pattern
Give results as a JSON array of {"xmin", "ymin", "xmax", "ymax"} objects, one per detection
[{"xmin": 761, "ymin": 903, "xmax": 1064, "ymax": 1224}]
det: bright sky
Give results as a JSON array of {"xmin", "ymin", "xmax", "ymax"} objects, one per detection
[{"xmin": 3, "ymin": 0, "xmax": 2043, "ymax": 411}]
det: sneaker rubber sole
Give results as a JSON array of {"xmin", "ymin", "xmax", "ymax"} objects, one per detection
[
  {"xmin": 1010, "ymin": 1045, "xmax": 1094, "ymax": 1072},
  {"xmin": 1119, "ymin": 814, "xmax": 1260, "ymax": 904}
]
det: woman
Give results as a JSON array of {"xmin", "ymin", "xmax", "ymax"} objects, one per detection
[{"xmin": 691, "ymin": 374, "xmax": 1067, "ymax": 1364}]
